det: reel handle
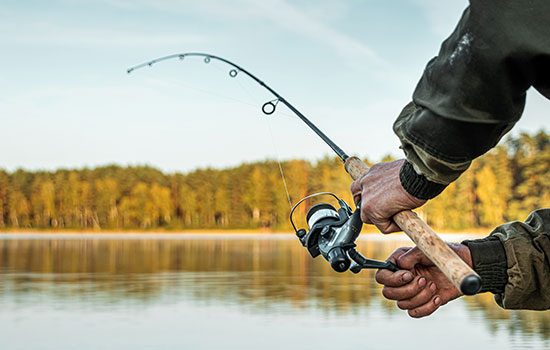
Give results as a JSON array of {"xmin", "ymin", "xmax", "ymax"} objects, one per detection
[
  {"xmin": 344, "ymin": 156, "xmax": 481, "ymax": 296},
  {"xmin": 327, "ymin": 247, "xmax": 351, "ymax": 272}
]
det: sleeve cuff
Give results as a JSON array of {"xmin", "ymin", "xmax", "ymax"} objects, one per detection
[
  {"xmin": 462, "ymin": 236, "xmax": 508, "ymax": 294},
  {"xmin": 399, "ymin": 160, "xmax": 447, "ymax": 200}
]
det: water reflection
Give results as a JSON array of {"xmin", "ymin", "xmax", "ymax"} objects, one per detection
[
  {"xmin": 0, "ymin": 235, "xmax": 549, "ymax": 348},
  {"xmin": 0, "ymin": 236, "xmax": 392, "ymax": 310}
]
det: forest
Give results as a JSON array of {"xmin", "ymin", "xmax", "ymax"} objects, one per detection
[{"xmin": 1, "ymin": 131, "xmax": 550, "ymax": 232}]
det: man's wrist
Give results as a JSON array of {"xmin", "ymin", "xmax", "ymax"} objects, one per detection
[
  {"xmin": 462, "ymin": 236, "xmax": 508, "ymax": 294},
  {"xmin": 399, "ymin": 160, "xmax": 447, "ymax": 200}
]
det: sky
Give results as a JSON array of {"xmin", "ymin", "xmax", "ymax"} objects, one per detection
[{"xmin": 1, "ymin": 0, "xmax": 549, "ymax": 173}]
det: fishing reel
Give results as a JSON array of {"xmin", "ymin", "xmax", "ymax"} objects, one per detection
[{"xmin": 291, "ymin": 193, "xmax": 398, "ymax": 273}]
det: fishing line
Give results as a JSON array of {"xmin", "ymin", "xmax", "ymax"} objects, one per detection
[
  {"xmin": 265, "ymin": 117, "xmax": 293, "ymax": 209},
  {"xmin": 211, "ymin": 62, "xmax": 299, "ymax": 120},
  {"xmin": 229, "ymin": 68, "xmax": 298, "ymax": 209},
  {"xmin": 164, "ymin": 77, "xmax": 261, "ymax": 110},
  {"xmin": 235, "ymin": 76, "xmax": 261, "ymax": 105},
  {"xmin": 156, "ymin": 73, "xmax": 298, "ymax": 120}
]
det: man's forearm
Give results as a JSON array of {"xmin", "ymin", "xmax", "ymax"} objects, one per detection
[
  {"xmin": 462, "ymin": 210, "xmax": 550, "ymax": 310},
  {"xmin": 393, "ymin": 2, "xmax": 540, "ymax": 194},
  {"xmin": 462, "ymin": 236, "xmax": 508, "ymax": 294},
  {"xmin": 394, "ymin": 101, "xmax": 515, "ymax": 200}
]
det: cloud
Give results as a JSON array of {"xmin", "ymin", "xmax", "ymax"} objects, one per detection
[
  {"xmin": 0, "ymin": 21, "xmax": 206, "ymax": 48},
  {"xmin": 99, "ymin": 0, "xmax": 386, "ymax": 66},
  {"xmin": 257, "ymin": 0, "xmax": 386, "ymax": 66}
]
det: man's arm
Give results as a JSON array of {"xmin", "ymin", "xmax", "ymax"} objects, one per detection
[
  {"xmin": 393, "ymin": 0, "xmax": 550, "ymax": 199},
  {"xmin": 354, "ymin": 0, "xmax": 550, "ymax": 313},
  {"xmin": 353, "ymin": 1, "xmax": 550, "ymax": 229},
  {"xmin": 469, "ymin": 209, "xmax": 550, "ymax": 310},
  {"xmin": 375, "ymin": 210, "xmax": 550, "ymax": 317}
]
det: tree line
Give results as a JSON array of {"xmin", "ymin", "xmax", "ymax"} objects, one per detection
[{"xmin": 1, "ymin": 131, "xmax": 549, "ymax": 232}]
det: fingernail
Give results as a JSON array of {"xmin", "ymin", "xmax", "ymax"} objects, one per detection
[
  {"xmin": 418, "ymin": 277, "xmax": 426, "ymax": 287},
  {"xmin": 434, "ymin": 296, "xmax": 441, "ymax": 305},
  {"xmin": 403, "ymin": 272, "xmax": 413, "ymax": 282},
  {"xmin": 430, "ymin": 283, "xmax": 436, "ymax": 292}
]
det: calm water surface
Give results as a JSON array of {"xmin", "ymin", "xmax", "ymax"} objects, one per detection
[{"xmin": 0, "ymin": 234, "xmax": 548, "ymax": 349}]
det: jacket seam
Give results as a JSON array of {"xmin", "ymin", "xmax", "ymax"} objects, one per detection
[{"xmin": 402, "ymin": 126, "xmax": 471, "ymax": 163}]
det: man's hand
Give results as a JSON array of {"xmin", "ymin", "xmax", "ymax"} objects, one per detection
[
  {"xmin": 350, "ymin": 159, "xmax": 426, "ymax": 233},
  {"xmin": 375, "ymin": 244, "xmax": 472, "ymax": 318}
]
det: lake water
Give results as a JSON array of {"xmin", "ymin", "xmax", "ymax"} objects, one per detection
[{"xmin": 0, "ymin": 233, "xmax": 548, "ymax": 349}]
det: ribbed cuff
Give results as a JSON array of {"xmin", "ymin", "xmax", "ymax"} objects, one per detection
[
  {"xmin": 399, "ymin": 160, "xmax": 447, "ymax": 200},
  {"xmin": 462, "ymin": 236, "xmax": 508, "ymax": 294}
]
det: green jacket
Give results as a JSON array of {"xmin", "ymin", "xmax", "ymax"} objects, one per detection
[{"xmin": 395, "ymin": 0, "xmax": 550, "ymax": 309}]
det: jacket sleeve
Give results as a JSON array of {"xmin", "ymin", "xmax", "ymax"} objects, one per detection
[
  {"xmin": 463, "ymin": 209, "xmax": 550, "ymax": 310},
  {"xmin": 395, "ymin": 0, "xmax": 550, "ymax": 199},
  {"xmin": 395, "ymin": 1, "xmax": 550, "ymax": 310}
]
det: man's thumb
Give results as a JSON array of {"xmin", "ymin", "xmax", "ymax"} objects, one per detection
[{"xmin": 397, "ymin": 247, "xmax": 434, "ymax": 269}]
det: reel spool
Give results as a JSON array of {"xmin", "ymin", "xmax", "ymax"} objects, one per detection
[{"xmin": 291, "ymin": 193, "xmax": 398, "ymax": 273}]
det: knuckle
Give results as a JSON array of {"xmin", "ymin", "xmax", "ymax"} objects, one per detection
[
  {"xmin": 423, "ymin": 285, "xmax": 436, "ymax": 299},
  {"xmin": 396, "ymin": 252, "xmax": 413, "ymax": 267},
  {"xmin": 396, "ymin": 301, "xmax": 409, "ymax": 310},
  {"xmin": 402, "ymin": 281, "xmax": 422, "ymax": 296},
  {"xmin": 411, "ymin": 288, "xmax": 435, "ymax": 308},
  {"xmin": 362, "ymin": 202, "xmax": 374, "ymax": 213},
  {"xmin": 375, "ymin": 271, "xmax": 385, "ymax": 284},
  {"xmin": 390, "ymin": 247, "xmax": 410, "ymax": 261},
  {"xmin": 408, "ymin": 304, "xmax": 436, "ymax": 319},
  {"xmin": 382, "ymin": 287, "xmax": 395, "ymax": 299}
]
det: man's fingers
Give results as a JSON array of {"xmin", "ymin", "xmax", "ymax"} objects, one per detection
[
  {"xmin": 361, "ymin": 200, "xmax": 400, "ymax": 233},
  {"xmin": 353, "ymin": 193, "xmax": 361, "ymax": 206},
  {"xmin": 396, "ymin": 282, "xmax": 437, "ymax": 309},
  {"xmin": 350, "ymin": 175, "xmax": 367, "ymax": 204},
  {"xmin": 375, "ymin": 269, "xmax": 414, "ymax": 287},
  {"xmin": 407, "ymin": 295, "xmax": 442, "ymax": 318},
  {"xmin": 375, "ymin": 247, "xmax": 412, "ymax": 287},
  {"xmin": 374, "ymin": 220, "xmax": 401, "ymax": 234},
  {"xmin": 360, "ymin": 211, "xmax": 373, "ymax": 225},
  {"xmin": 382, "ymin": 275, "xmax": 427, "ymax": 300},
  {"xmin": 386, "ymin": 247, "xmax": 412, "ymax": 263},
  {"xmin": 350, "ymin": 177, "xmax": 362, "ymax": 195},
  {"xmin": 397, "ymin": 247, "xmax": 434, "ymax": 269}
]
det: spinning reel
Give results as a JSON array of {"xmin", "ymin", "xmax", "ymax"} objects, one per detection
[{"xmin": 291, "ymin": 193, "xmax": 398, "ymax": 273}]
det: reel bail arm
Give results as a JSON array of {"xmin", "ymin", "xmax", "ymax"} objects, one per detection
[{"xmin": 292, "ymin": 195, "xmax": 398, "ymax": 273}]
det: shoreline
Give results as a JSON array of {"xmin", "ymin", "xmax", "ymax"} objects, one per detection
[
  {"xmin": 0, "ymin": 227, "xmax": 492, "ymax": 234},
  {"xmin": 0, "ymin": 231, "xmax": 486, "ymax": 241}
]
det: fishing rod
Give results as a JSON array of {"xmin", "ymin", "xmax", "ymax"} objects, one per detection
[
  {"xmin": 127, "ymin": 52, "xmax": 482, "ymax": 295},
  {"xmin": 127, "ymin": 52, "xmax": 349, "ymax": 162}
]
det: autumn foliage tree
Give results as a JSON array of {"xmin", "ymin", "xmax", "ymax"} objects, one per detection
[{"xmin": 1, "ymin": 131, "xmax": 549, "ymax": 232}]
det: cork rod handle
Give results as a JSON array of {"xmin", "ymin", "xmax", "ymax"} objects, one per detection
[{"xmin": 344, "ymin": 156, "xmax": 481, "ymax": 295}]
